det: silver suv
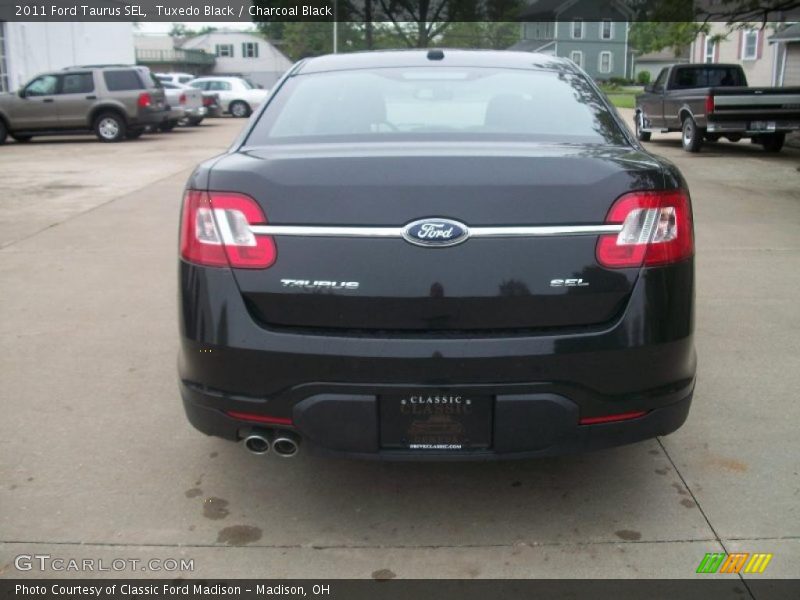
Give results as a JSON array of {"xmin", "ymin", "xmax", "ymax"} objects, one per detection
[{"xmin": 0, "ymin": 65, "xmax": 169, "ymax": 143}]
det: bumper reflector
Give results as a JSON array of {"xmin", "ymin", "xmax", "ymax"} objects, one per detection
[
  {"xmin": 579, "ymin": 410, "xmax": 648, "ymax": 425},
  {"xmin": 226, "ymin": 411, "xmax": 294, "ymax": 426}
]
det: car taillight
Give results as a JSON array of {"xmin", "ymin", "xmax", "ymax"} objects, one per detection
[
  {"xmin": 705, "ymin": 95, "xmax": 714, "ymax": 115},
  {"xmin": 179, "ymin": 93, "xmax": 187, "ymax": 105},
  {"xmin": 203, "ymin": 96, "xmax": 215, "ymax": 107},
  {"xmin": 596, "ymin": 190, "xmax": 693, "ymax": 269},
  {"xmin": 180, "ymin": 190, "xmax": 277, "ymax": 269},
  {"xmin": 137, "ymin": 92, "xmax": 152, "ymax": 108}
]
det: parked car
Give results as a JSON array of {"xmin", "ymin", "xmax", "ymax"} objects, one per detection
[
  {"xmin": 187, "ymin": 76, "xmax": 269, "ymax": 117},
  {"xmin": 155, "ymin": 72, "xmax": 196, "ymax": 86},
  {"xmin": 0, "ymin": 65, "xmax": 169, "ymax": 143},
  {"xmin": 160, "ymin": 82, "xmax": 206, "ymax": 127},
  {"xmin": 635, "ymin": 63, "xmax": 800, "ymax": 152},
  {"xmin": 178, "ymin": 50, "xmax": 697, "ymax": 460}
]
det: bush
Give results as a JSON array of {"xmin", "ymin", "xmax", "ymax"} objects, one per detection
[
  {"xmin": 608, "ymin": 76, "xmax": 633, "ymax": 87},
  {"xmin": 636, "ymin": 71, "xmax": 651, "ymax": 85}
]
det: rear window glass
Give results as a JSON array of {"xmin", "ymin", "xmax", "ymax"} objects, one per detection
[
  {"xmin": 672, "ymin": 67, "xmax": 745, "ymax": 88},
  {"xmin": 103, "ymin": 70, "xmax": 144, "ymax": 91},
  {"xmin": 247, "ymin": 67, "xmax": 625, "ymax": 145}
]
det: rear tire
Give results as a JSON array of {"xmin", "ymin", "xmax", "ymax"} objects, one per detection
[
  {"xmin": 0, "ymin": 120, "xmax": 7, "ymax": 145},
  {"xmin": 681, "ymin": 116, "xmax": 703, "ymax": 153},
  {"xmin": 760, "ymin": 133, "xmax": 785, "ymax": 153},
  {"xmin": 229, "ymin": 101, "xmax": 250, "ymax": 118},
  {"xmin": 94, "ymin": 112, "xmax": 126, "ymax": 143},
  {"xmin": 11, "ymin": 133, "xmax": 32, "ymax": 143},
  {"xmin": 635, "ymin": 111, "xmax": 651, "ymax": 141}
]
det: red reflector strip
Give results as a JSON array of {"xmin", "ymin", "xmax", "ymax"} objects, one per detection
[
  {"xmin": 579, "ymin": 410, "xmax": 648, "ymax": 425},
  {"xmin": 226, "ymin": 411, "xmax": 293, "ymax": 426}
]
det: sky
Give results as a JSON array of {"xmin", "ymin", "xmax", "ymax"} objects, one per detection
[{"xmin": 136, "ymin": 21, "xmax": 257, "ymax": 34}]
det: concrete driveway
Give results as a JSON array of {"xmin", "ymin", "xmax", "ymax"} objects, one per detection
[{"xmin": 1, "ymin": 116, "xmax": 798, "ymax": 582}]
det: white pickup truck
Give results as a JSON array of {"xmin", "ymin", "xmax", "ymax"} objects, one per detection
[{"xmin": 159, "ymin": 82, "xmax": 206, "ymax": 129}]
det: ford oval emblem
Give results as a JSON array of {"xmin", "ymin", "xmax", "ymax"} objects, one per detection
[{"xmin": 402, "ymin": 218, "xmax": 470, "ymax": 248}]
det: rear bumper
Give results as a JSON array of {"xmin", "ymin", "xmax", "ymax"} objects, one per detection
[
  {"xmin": 181, "ymin": 382, "xmax": 693, "ymax": 460},
  {"xmin": 178, "ymin": 258, "xmax": 696, "ymax": 459},
  {"xmin": 135, "ymin": 108, "xmax": 170, "ymax": 126},
  {"xmin": 706, "ymin": 119, "xmax": 800, "ymax": 134},
  {"xmin": 184, "ymin": 106, "xmax": 207, "ymax": 118}
]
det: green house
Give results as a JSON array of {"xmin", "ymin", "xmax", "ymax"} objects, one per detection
[{"xmin": 511, "ymin": 0, "xmax": 635, "ymax": 81}]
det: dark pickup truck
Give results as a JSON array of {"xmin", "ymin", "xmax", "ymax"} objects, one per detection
[{"xmin": 635, "ymin": 63, "xmax": 800, "ymax": 152}]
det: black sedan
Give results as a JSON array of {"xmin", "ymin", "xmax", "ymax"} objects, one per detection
[{"xmin": 178, "ymin": 50, "xmax": 696, "ymax": 460}]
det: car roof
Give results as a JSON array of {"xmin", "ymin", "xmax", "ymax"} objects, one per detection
[{"xmin": 296, "ymin": 49, "xmax": 574, "ymax": 75}]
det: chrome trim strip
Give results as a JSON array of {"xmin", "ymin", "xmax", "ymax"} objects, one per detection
[
  {"xmin": 249, "ymin": 224, "xmax": 622, "ymax": 237},
  {"xmin": 250, "ymin": 225, "xmax": 404, "ymax": 237},
  {"xmin": 469, "ymin": 225, "xmax": 622, "ymax": 237}
]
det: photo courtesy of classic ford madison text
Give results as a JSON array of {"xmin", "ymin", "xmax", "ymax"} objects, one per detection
[{"xmin": 1, "ymin": 0, "xmax": 800, "ymax": 590}]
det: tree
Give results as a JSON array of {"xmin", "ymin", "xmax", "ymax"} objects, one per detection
[
  {"xmin": 168, "ymin": 23, "xmax": 194, "ymax": 38},
  {"xmin": 629, "ymin": 22, "xmax": 709, "ymax": 57},
  {"xmin": 437, "ymin": 22, "xmax": 520, "ymax": 49}
]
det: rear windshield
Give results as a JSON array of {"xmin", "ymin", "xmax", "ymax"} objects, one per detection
[
  {"xmin": 672, "ymin": 66, "xmax": 746, "ymax": 88},
  {"xmin": 246, "ymin": 67, "xmax": 626, "ymax": 145}
]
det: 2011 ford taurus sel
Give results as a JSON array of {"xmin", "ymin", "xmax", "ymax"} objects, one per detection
[{"xmin": 178, "ymin": 50, "xmax": 696, "ymax": 460}]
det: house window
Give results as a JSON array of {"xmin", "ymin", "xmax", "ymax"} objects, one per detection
[
  {"xmin": 572, "ymin": 19, "xmax": 583, "ymax": 39},
  {"xmin": 570, "ymin": 51, "xmax": 583, "ymax": 68},
  {"xmin": 599, "ymin": 51, "xmax": 612, "ymax": 74},
  {"xmin": 601, "ymin": 20, "xmax": 613, "ymax": 40},
  {"xmin": 242, "ymin": 42, "xmax": 259, "ymax": 59},
  {"xmin": 0, "ymin": 22, "xmax": 8, "ymax": 92},
  {"xmin": 215, "ymin": 44, "xmax": 234, "ymax": 58},
  {"xmin": 704, "ymin": 38, "xmax": 716, "ymax": 63},
  {"xmin": 742, "ymin": 29, "xmax": 759, "ymax": 60}
]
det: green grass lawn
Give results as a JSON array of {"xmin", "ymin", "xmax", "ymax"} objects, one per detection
[
  {"xmin": 598, "ymin": 85, "xmax": 641, "ymax": 110},
  {"xmin": 606, "ymin": 93, "xmax": 636, "ymax": 109}
]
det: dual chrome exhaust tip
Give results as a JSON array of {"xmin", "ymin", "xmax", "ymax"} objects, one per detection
[{"xmin": 243, "ymin": 430, "xmax": 300, "ymax": 458}]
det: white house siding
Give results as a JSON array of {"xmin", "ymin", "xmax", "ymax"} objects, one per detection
[
  {"xmin": 691, "ymin": 22, "xmax": 778, "ymax": 86},
  {"xmin": 181, "ymin": 32, "xmax": 291, "ymax": 89},
  {"xmin": 783, "ymin": 44, "xmax": 800, "ymax": 85},
  {"xmin": 2, "ymin": 22, "xmax": 135, "ymax": 91}
]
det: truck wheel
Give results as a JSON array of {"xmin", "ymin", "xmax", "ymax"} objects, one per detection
[
  {"xmin": 681, "ymin": 116, "xmax": 703, "ymax": 153},
  {"xmin": 94, "ymin": 112, "xmax": 126, "ymax": 143},
  {"xmin": 229, "ymin": 101, "xmax": 250, "ymax": 118},
  {"xmin": 635, "ymin": 112, "xmax": 651, "ymax": 141},
  {"xmin": 0, "ymin": 120, "xmax": 7, "ymax": 145},
  {"xmin": 761, "ymin": 133, "xmax": 785, "ymax": 153}
]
